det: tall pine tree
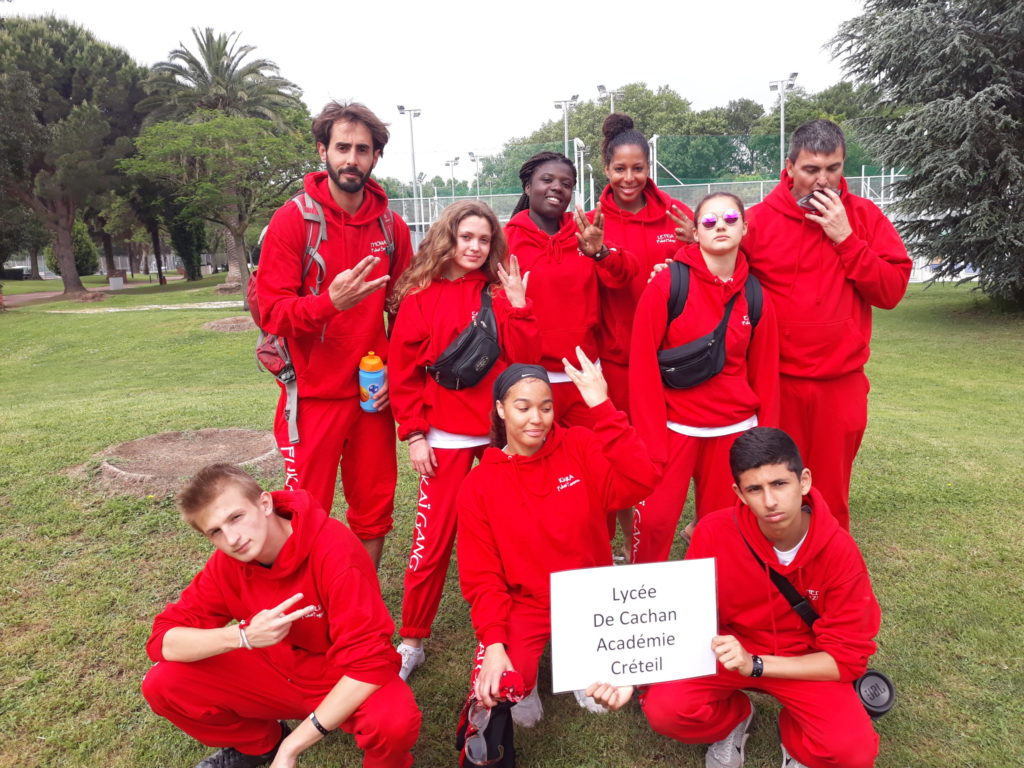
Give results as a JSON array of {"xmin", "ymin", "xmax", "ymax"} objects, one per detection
[{"xmin": 832, "ymin": 0, "xmax": 1024, "ymax": 305}]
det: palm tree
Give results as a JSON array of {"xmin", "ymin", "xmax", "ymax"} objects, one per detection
[{"xmin": 139, "ymin": 28, "xmax": 303, "ymax": 124}]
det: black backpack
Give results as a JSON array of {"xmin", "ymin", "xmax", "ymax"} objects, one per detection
[{"xmin": 656, "ymin": 261, "xmax": 763, "ymax": 390}]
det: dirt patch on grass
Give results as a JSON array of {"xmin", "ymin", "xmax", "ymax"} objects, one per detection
[
  {"xmin": 203, "ymin": 316, "xmax": 256, "ymax": 332},
  {"xmin": 96, "ymin": 428, "xmax": 281, "ymax": 496}
]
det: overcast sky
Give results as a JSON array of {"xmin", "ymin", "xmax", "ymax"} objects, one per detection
[{"xmin": 6, "ymin": 0, "xmax": 866, "ymax": 181}]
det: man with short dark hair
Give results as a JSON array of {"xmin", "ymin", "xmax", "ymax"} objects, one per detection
[
  {"xmin": 588, "ymin": 427, "xmax": 881, "ymax": 768},
  {"xmin": 256, "ymin": 101, "xmax": 413, "ymax": 566},
  {"xmin": 142, "ymin": 463, "xmax": 421, "ymax": 768},
  {"xmin": 743, "ymin": 119, "xmax": 911, "ymax": 530}
]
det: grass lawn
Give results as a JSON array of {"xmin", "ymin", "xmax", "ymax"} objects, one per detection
[{"xmin": 0, "ymin": 282, "xmax": 1021, "ymax": 767}]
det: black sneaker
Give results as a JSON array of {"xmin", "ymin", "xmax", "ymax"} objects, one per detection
[{"xmin": 195, "ymin": 722, "xmax": 291, "ymax": 768}]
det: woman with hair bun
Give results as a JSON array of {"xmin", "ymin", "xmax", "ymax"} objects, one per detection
[
  {"xmin": 503, "ymin": 151, "xmax": 637, "ymax": 428},
  {"xmin": 590, "ymin": 113, "xmax": 696, "ymax": 560},
  {"xmin": 387, "ymin": 200, "xmax": 537, "ymax": 680},
  {"xmin": 629, "ymin": 192, "xmax": 780, "ymax": 564}
]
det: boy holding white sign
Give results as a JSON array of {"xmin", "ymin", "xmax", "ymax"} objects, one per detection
[{"xmin": 588, "ymin": 427, "xmax": 881, "ymax": 768}]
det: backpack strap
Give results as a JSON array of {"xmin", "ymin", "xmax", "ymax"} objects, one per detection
[
  {"xmin": 667, "ymin": 261, "xmax": 690, "ymax": 324},
  {"xmin": 290, "ymin": 192, "xmax": 327, "ymax": 296},
  {"xmin": 378, "ymin": 209, "xmax": 396, "ymax": 272},
  {"xmin": 744, "ymin": 273, "xmax": 763, "ymax": 331}
]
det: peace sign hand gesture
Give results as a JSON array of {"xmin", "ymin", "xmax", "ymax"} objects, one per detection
[
  {"xmin": 575, "ymin": 203, "xmax": 605, "ymax": 258},
  {"xmin": 497, "ymin": 254, "xmax": 530, "ymax": 309},
  {"xmin": 243, "ymin": 593, "xmax": 316, "ymax": 648},
  {"xmin": 668, "ymin": 205, "xmax": 696, "ymax": 244},
  {"xmin": 562, "ymin": 346, "xmax": 608, "ymax": 408}
]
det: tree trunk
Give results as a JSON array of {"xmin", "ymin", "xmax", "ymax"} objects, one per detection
[
  {"xmin": 53, "ymin": 198, "xmax": 86, "ymax": 295},
  {"xmin": 148, "ymin": 220, "xmax": 166, "ymax": 285},
  {"xmin": 220, "ymin": 224, "xmax": 250, "ymax": 294},
  {"xmin": 29, "ymin": 247, "xmax": 42, "ymax": 280},
  {"xmin": 101, "ymin": 230, "xmax": 117, "ymax": 279}
]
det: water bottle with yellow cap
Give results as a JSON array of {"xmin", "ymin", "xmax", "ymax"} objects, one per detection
[{"xmin": 359, "ymin": 351, "xmax": 385, "ymax": 412}]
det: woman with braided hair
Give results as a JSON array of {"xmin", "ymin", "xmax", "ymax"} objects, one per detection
[{"xmin": 503, "ymin": 151, "xmax": 637, "ymax": 428}]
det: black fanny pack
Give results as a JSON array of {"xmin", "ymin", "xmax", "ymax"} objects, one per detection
[
  {"xmin": 658, "ymin": 292, "xmax": 739, "ymax": 389},
  {"xmin": 426, "ymin": 285, "xmax": 501, "ymax": 391}
]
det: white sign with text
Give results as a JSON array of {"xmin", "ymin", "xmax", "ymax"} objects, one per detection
[{"xmin": 550, "ymin": 558, "xmax": 717, "ymax": 692}]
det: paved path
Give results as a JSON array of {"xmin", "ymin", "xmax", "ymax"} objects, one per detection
[{"xmin": 3, "ymin": 276, "xmax": 189, "ymax": 308}]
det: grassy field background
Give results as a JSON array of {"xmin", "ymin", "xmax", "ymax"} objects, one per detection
[{"xmin": 0, "ymin": 278, "xmax": 1021, "ymax": 767}]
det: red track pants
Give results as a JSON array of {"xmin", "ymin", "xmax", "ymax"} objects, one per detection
[
  {"xmin": 400, "ymin": 445, "xmax": 486, "ymax": 639},
  {"xmin": 779, "ymin": 372, "xmax": 869, "ymax": 531},
  {"xmin": 631, "ymin": 429, "xmax": 740, "ymax": 563},
  {"xmin": 142, "ymin": 650, "xmax": 420, "ymax": 768},
  {"xmin": 274, "ymin": 394, "xmax": 397, "ymax": 540},
  {"xmin": 601, "ymin": 359, "xmax": 631, "ymax": 419},
  {"xmin": 642, "ymin": 667, "xmax": 877, "ymax": 768},
  {"xmin": 467, "ymin": 600, "xmax": 551, "ymax": 694}
]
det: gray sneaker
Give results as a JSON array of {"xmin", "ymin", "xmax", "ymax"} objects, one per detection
[
  {"xmin": 195, "ymin": 722, "xmax": 291, "ymax": 768},
  {"xmin": 705, "ymin": 699, "xmax": 755, "ymax": 768},
  {"xmin": 780, "ymin": 742, "xmax": 809, "ymax": 768}
]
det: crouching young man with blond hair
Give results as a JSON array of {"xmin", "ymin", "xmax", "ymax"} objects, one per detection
[{"xmin": 141, "ymin": 463, "xmax": 420, "ymax": 768}]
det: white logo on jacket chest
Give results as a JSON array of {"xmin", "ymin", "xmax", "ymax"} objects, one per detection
[
  {"xmin": 556, "ymin": 474, "xmax": 581, "ymax": 492},
  {"xmin": 656, "ymin": 233, "xmax": 675, "ymax": 245},
  {"xmin": 369, "ymin": 238, "xmax": 388, "ymax": 254},
  {"xmin": 806, "ymin": 589, "xmax": 820, "ymax": 602},
  {"xmin": 741, "ymin": 314, "xmax": 751, "ymax": 327}
]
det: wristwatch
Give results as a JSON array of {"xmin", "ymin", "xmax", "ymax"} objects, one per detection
[
  {"xmin": 591, "ymin": 244, "xmax": 618, "ymax": 262},
  {"xmin": 750, "ymin": 655, "xmax": 764, "ymax": 678}
]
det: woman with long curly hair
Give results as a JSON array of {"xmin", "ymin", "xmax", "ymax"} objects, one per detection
[{"xmin": 387, "ymin": 200, "xmax": 537, "ymax": 680}]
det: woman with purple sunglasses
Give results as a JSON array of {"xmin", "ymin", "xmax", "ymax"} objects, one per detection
[{"xmin": 628, "ymin": 192, "xmax": 782, "ymax": 563}]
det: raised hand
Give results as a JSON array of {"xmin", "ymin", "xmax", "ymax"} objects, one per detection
[
  {"xmin": 497, "ymin": 254, "xmax": 530, "ymax": 309},
  {"xmin": 574, "ymin": 203, "xmax": 605, "ymax": 258},
  {"xmin": 804, "ymin": 188, "xmax": 853, "ymax": 244},
  {"xmin": 562, "ymin": 346, "xmax": 608, "ymax": 408},
  {"xmin": 243, "ymin": 593, "xmax": 316, "ymax": 648},
  {"xmin": 328, "ymin": 255, "xmax": 389, "ymax": 310},
  {"xmin": 668, "ymin": 205, "xmax": 696, "ymax": 244}
]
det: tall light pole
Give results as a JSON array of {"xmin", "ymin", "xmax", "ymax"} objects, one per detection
[
  {"xmin": 768, "ymin": 73, "xmax": 798, "ymax": 173},
  {"xmin": 468, "ymin": 152, "xmax": 481, "ymax": 198},
  {"xmin": 554, "ymin": 94, "xmax": 578, "ymax": 158},
  {"xmin": 597, "ymin": 84, "xmax": 624, "ymax": 114},
  {"xmin": 397, "ymin": 105, "xmax": 421, "ymax": 230},
  {"xmin": 444, "ymin": 156, "xmax": 460, "ymax": 198}
]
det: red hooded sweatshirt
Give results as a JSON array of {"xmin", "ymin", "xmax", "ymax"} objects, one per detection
[
  {"xmin": 388, "ymin": 269, "xmax": 540, "ymax": 440},
  {"xmin": 744, "ymin": 173, "xmax": 911, "ymax": 380},
  {"xmin": 456, "ymin": 399, "xmax": 660, "ymax": 647},
  {"xmin": 146, "ymin": 490, "xmax": 400, "ymax": 689},
  {"xmin": 256, "ymin": 172, "xmax": 413, "ymax": 399},
  {"xmin": 687, "ymin": 488, "xmax": 880, "ymax": 682},
  {"xmin": 592, "ymin": 181, "xmax": 693, "ymax": 364},
  {"xmin": 504, "ymin": 210, "xmax": 636, "ymax": 370},
  {"xmin": 629, "ymin": 244, "xmax": 780, "ymax": 465}
]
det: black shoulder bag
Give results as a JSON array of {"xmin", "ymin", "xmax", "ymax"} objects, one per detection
[
  {"xmin": 738, "ymin": 523, "xmax": 896, "ymax": 719},
  {"xmin": 426, "ymin": 284, "xmax": 502, "ymax": 391},
  {"xmin": 657, "ymin": 262, "xmax": 761, "ymax": 390}
]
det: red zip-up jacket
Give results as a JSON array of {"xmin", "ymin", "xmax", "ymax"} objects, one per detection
[
  {"xmin": 146, "ymin": 490, "xmax": 400, "ymax": 689},
  {"xmin": 256, "ymin": 172, "xmax": 412, "ymax": 399},
  {"xmin": 591, "ymin": 181, "xmax": 692, "ymax": 364},
  {"xmin": 687, "ymin": 488, "xmax": 880, "ymax": 681},
  {"xmin": 456, "ymin": 399, "xmax": 659, "ymax": 647},
  {"xmin": 744, "ymin": 173, "xmax": 911, "ymax": 380},
  {"xmin": 629, "ymin": 244, "xmax": 780, "ymax": 465},
  {"xmin": 388, "ymin": 269, "xmax": 540, "ymax": 440},
  {"xmin": 504, "ymin": 210, "xmax": 636, "ymax": 370}
]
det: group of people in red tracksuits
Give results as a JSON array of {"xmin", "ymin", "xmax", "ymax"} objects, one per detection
[{"xmin": 141, "ymin": 100, "xmax": 911, "ymax": 768}]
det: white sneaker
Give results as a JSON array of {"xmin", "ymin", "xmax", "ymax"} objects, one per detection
[
  {"xmin": 511, "ymin": 686, "xmax": 543, "ymax": 727},
  {"xmin": 573, "ymin": 688, "xmax": 608, "ymax": 714},
  {"xmin": 780, "ymin": 742, "xmax": 809, "ymax": 768},
  {"xmin": 705, "ymin": 698, "xmax": 755, "ymax": 768},
  {"xmin": 396, "ymin": 643, "xmax": 425, "ymax": 681}
]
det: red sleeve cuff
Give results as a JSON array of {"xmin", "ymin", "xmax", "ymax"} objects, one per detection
[{"xmin": 312, "ymin": 289, "xmax": 338, "ymax": 321}]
